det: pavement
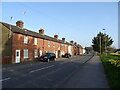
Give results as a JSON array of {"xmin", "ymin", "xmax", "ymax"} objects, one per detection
[
  {"xmin": 2, "ymin": 55, "xmax": 110, "ymax": 88},
  {"xmin": 60, "ymin": 55, "xmax": 109, "ymax": 88}
]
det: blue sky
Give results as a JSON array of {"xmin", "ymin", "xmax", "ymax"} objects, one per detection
[{"xmin": 2, "ymin": 2, "xmax": 118, "ymax": 48}]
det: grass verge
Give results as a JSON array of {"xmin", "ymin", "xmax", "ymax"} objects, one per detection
[{"xmin": 100, "ymin": 54, "xmax": 120, "ymax": 89}]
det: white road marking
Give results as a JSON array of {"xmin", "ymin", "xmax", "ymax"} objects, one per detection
[
  {"xmin": 29, "ymin": 65, "xmax": 55, "ymax": 73},
  {"xmin": 60, "ymin": 62, "xmax": 64, "ymax": 64},
  {"xmin": 60, "ymin": 62, "xmax": 67, "ymax": 64},
  {"xmin": 0, "ymin": 77, "xmax": 11, "ymax": 82}
]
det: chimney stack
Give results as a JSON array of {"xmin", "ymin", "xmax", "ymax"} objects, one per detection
[
  {"xmin": 70, "ymin": 40, "xmax": 74, "ymax": 44},
  {"xmin": 54, "ymin": 35, "xmax": 58, "ymax": 39},
  {"xmin": 39, "ymin": 28, "xmax": 44, "ymax": 35},
  {"xmin": 62, "ymin": 38, "xmax": 65, "ymax": 42},
  {"xmin": 74, "ymin": 42, "xmax": 77, "ymax": 45},
  {"xmin": 16, "ymin": 20, "xmax": 24, "ymax": 29}
]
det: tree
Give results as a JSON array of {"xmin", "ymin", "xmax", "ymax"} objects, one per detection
[
  {"xmin": 92, "ymin": 32, "xmax": 114, "ymax": 54},
  {"xmin": 85, "ymin": 47, "xmax": 93, "ymax": 54}
]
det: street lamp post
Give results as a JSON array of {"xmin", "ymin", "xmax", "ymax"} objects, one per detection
[
  {"xmin": 103, "ymin": 29, "xmax": 107, "ymax": 56},
  {"xmin": 99, "ymin": 35, "xmax": 101, "ymax": 55}
]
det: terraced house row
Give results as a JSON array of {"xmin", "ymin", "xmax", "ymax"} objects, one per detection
[{"xmin": 1, "ymin": 20, "xmax": 83, "ymax": 64}]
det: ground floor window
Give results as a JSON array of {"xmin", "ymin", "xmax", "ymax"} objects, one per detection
[
  {"xmin": 24, "ymin": 49, "xmax": 28, "ymax": 58},
  {"xmin": 48, "ymin": 50, "xmax": 50, "ymax": 53},
  {"xmin": 34, "ymin": 49, "xmax": 38, "ymax": 58},
  {"xmin": 54, "ymin": 50, "xmax": 55, "ymax": 54},
  {"xmin": 61, "ymin": 51, "xmax": 65, "ymax": 55}
]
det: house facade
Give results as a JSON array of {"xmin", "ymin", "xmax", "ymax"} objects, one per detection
[{"xmin": 1, "ymin": 20, "xmax": 83, "ymax": 64}]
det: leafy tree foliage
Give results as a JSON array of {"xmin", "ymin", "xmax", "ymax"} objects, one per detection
[{"xmin": 92, "ymin": 32, "xmax": 113, "ymax": 54}]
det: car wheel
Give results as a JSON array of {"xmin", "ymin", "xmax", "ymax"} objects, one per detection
[
  {"xmin": 54, "ymin": 58, "xmax": 56, "ymax": 61},
  {"xmin": 47, "ymin": 59, "xmax": 50, "ymax": 62}
]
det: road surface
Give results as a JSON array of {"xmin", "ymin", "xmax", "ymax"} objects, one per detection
[{"xmin": 2, "ymin": 54, "xmax": 109, "ymax": 88}]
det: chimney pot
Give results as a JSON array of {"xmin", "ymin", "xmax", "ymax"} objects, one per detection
[
  {"xmin": 39, "ymin": 28, "xmax": 44, "ymax": 35},
  {"xmin": 62, "ymin": 38, "xmax": 65, "ymax": 42},
  {"xmin": 16, "ymin": 20, "xmax": 24, "ymax": 29},
  {"xmin": 54, "ymin": 35, "xmax": 58, "ymax": 39},
  {"xmin": 70, "ymin": 40, "xmax": 74, "ymax": 44},
  {"xmin": 74, "ymin": 42, "xmax": 77, "ymax": 45}
]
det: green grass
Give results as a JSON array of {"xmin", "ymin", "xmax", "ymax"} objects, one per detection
[{"xmin": 100, "ymin": 54, "xmax": 120, "ymax": 88}]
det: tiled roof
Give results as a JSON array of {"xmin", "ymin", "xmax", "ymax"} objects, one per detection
[{"xmin": 1, "ymin": 22, "xmax": 73, "ymax": 45}]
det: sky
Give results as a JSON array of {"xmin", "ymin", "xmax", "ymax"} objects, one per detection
[{"xmin": 1, "ymin": 2, "xmax": 118, "ymax": 48}]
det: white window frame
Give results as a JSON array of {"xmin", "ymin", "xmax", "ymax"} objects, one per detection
[
  {"xmin": 34, "ymin": 49, "xmax": 38, "ymax": 58},
  {"xmin": 54, "ymin": 50, "xmax": 56, "ymax": 53},
  {"xmin": 58, "ymin": 44, "xmax": 60, "ymax": 49},
  {"xmin": 53, "ymin": 42, "xmax": 55, "ymax": 47},
  {"xmin": 48, "ymin": 50, "xmax": 50, "ymax": 53},
  {"xmin": 24, "ymin": 49, "xmax": 28, "ymax": 58},
  {"xmin": 48, "ymin": 41, "xmax": 50, "ymax": 47},
  {"xmin": 61, "ymin": 45, "xmax": 64, "ymax": 48},
  {"xmin": 34, "ymin": 38, "xmax": 38, "ymax": 45},
  {"xmin": 24, "ymin": 36, "xmax": 28, "ymax": 44}
]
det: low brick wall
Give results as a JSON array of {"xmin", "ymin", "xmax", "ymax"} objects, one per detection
[{"xmin": 2, "ymin": 56, "xmax": 12, "ymax": 64}]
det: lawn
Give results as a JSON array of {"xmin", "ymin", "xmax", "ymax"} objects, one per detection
[{"xmin": 100, "ymin": 54, "xmax": 120, "ymax": 88}]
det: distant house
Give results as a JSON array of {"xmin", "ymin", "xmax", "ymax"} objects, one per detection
[
  {"xmin": 1, "ymin": 20, "xmax": 83, "ymax": 64},
  {"xmin": 85, "ymin": 47, "xmax": 93, "ymax": 54}
]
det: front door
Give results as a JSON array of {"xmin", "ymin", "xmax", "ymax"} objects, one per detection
[
  {"xmin": 15, "ymin": 50, "xmax": 20, "ymax": 63},
  {"xmin": 56, "ymin": 51, "xmax": 58, "ymax": 58},
  {"xmin": 39, "ymin": 50, "xmax": 42, "ymax": 56},
  {"xmin": 58, "ymin": 50, "xmax": 60, "ymax": 57}
]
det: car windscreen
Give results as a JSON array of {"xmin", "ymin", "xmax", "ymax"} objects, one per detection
[{"xmin": 50, "ymin": 53, "xmax": 55, "ymax": 56}]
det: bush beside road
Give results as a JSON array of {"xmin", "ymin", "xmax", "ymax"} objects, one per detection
[{"xmin": 100, "ymin": 54, "xmax": 120, "ymax": 88}]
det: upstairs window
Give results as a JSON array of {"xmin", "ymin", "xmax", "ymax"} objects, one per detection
[
  {"xmin": 58, "ymin": 44, "xmax": 60, "ymax": 49},
  {"xmin": 48, "ymin": 41, "xmax": 50, "ymax": 47},
  {"xmin": 53, "ymin": 42, "xmax": 55, "ymax": 47},
  {"xmin": 34, "ymin": 38, "xmax": 37, "ymax": 45},
  {"xmin": 24, "ymin": 36, "xmax": 28, "ymax": 44},
  {"xmin": 62, "ymin": 45, "xmax": 65, "ymax": 48}
]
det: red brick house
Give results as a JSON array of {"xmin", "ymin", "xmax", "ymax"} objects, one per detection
[
  {"xmin": 70, "ymin": 41, "xmax": 83, "ymax": 55},
  {"xmin": 1, "ymin": 20, "xmax": 78, "ymax": 64}
]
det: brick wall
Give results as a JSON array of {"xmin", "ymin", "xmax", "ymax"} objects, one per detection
[
  {"xmin": 12, "ymin": 33, "xmax": 43, "ymax": 63},
  {"xmin": 11, "ymin": 33, "xmax": 76, "ymax": 63}
]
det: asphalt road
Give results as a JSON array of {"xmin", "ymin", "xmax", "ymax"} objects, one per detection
[{"xmin": 2, "ymin": 54, "xmax": 109, "ymax": 88}]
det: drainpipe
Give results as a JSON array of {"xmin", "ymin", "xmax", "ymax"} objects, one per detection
[{"xmin": 42, "ymin": 38, "xmax": 45, "ymax": 55}]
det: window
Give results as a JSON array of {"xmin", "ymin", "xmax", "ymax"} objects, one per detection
[
  {"xmin": 54, "ymin": 50, "xmax": 55, "ymax": 53},
  {"xmin": 34, "ymin": 38, "xmax": 37, "ymax": 45},
  {"xmin": 24, "ymin": 49, "xmax": 28, "ymax": 58},
  {"xmin": 24, "ymin": 36, "xmax": 28, "ymax": 44},
  {"xmin": 53, "ymin": 42, "xmax": 55, "ymax": 47},
  {"xmin": 48, "ymin": 50, "xmax": 50, "ymax": 53},
  {"xmin": 34, "ymin": 49, "xmax": 38, "ymax": 58},
  {"xmin": 62, "ymin": 51, "xmax": 65, "ymax": 55},
  {"xmin": 62, "ymin": 45, "xmax": 65, "ymax": 48},
  {"xmin": 58, "ymin": 44, "xmax": 60, "ymax": 49},
  {"xmin": 48, "ymin": 41, "xmax": 50, "ymax": 47},
  {"xmin": 17, "ymin": 52, "xmax": 19, "ymax": 56}
]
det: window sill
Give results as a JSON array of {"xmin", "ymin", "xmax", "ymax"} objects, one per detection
[
  {"xmin": 24, "ymin": 57, "xmax": 28, "ymax": 58},
  {"xmin": 34, "ymin": 56, "xmax": 38, "ymax": 58}
]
